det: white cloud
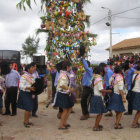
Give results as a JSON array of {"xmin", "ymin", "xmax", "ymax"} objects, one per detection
[{"xmin": 0, "ymin": 0, "xmax": 140, "ymax": 64}]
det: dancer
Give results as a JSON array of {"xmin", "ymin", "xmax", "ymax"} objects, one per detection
[
  {"xmin": 108, "ymin": 66, "xmax": 126, "ymax": 129},
  {"xmin": 17, "ymin": 64, "xmax": 35, "ymax": 128},
  {"xmin": 90, "ymin": 66, "xmax": 112, "ymax": 131},
  {"xmin": 131, "ymin": 66, "xmax": 140, "ymax": 128},
  {"xmin": 53, "ymin": 60, "xmax": 74, "ymax": 130}
]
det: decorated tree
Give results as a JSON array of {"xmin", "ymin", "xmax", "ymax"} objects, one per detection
[{"xmin": 17, "ymin": 0, "xmax": 97, "ymax": 63}]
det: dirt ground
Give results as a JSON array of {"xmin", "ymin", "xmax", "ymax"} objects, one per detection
[{"xmin": 0, "ymin": 91, "xmax": 140, "ymax": 140}]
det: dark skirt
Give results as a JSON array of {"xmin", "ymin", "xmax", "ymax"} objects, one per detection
[
  {"xmin": 17, "ymin": 90, "xmax": 33, "ymax": 111},
  {"xmin": 132, "ymin": 91, "xmax": 140, "ymax": 111},
  {"xmin": 108, "ymin": 93, "xmax": 125, "ymax": 112},
  {"xmin": 90, "ymin": 95, "xmax": 107, "ymax": 114},
  {"xmin": 0, "ymin": 90, "xmax": 3, "ymax": 108},
  {"xmin": 53, "ymin": 92, "xmax": 74, "ymax": 109}
]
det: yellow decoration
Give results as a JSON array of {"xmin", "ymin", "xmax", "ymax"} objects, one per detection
[
  {"xmin": 76, "ymin": 12, "xmax": 86, "ymax": 21},
  {"xmin": 50, "ymin": 2, "xmax": 55, "ymax": 9},
  {"xmin": 45, "ymin": 21, "xmax": 54, "ymax": 31},
  {"xmin": 74, "ymin": 21, "xmax": 80, "ymax": 24},
  {"xmin": 58, "ymin": 18, "xmax": 67, "ymax": 28}
]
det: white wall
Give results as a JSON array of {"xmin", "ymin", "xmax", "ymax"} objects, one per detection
[{"xmin": 112, "ymin": 47, "xmax": 140, "ymax": 56}]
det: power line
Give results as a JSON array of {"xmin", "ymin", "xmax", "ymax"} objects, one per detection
[
  {"xmin": 91, "ymin": 7, "xmax": 140, "ymax": 25},
  {"xmin": 114, "ymin": 16, "xmax": 140, "ymax": 20},
  {"xmin": 112, "ymin": 7, "xmax": 140, "ymax": 16},
  {"xmin": 91, "ymin": 16, "xmax": 107, "ymax": 25}
]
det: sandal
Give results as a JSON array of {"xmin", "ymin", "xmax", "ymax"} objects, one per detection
[
  {"xmin": 93, "ymin": 127, "xmax": 102, "ymax": 131},
  {"xmin": 99, "ymin": 125, "xmax": 103, "ymax": 128},
  {"xmin": 114, "ymin": 124, "xmax": 123, "ymax": 129},
  {"xmin": 131, "ymin": 124, "xmax": 140, "ymax": 128},
  {"xmin": 105, "ymin": 113, "xmax": 113, "ymax": 117},
  {"xmin": 137, "ymin": 123, "xmax": 140, "ymax": 126},
  {"xmin": 24, "ymin": 123, "xmax": 30, "ymax": 128},
  {"xmin": 64, "ymin": 124, "xmax": 71, "ymax": 128},
  {"xmin": 28, "ymin": 122, "xmax": 34, "ymax": 126}
]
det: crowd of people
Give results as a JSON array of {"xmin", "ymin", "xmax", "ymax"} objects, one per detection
[
  {"xmin": 0, "ymin": 53, "xmax": 140, "ymax": 131},
  {"xmin": 79, "ymin": 54, "xmax": 140, "ymax": 131}
]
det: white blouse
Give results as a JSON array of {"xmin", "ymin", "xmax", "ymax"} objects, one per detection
[
  {"xmin": 19, "ymin": 75, "xmax": 34, "ymax": 92},
  {"xmin": 109, "ymin": 75, "xmax": 124, "ymax": 95},
  {"xmin": 132, "ymin": 74, "xmax": 140, "ymax": 93},
  {"xmin": 94, "ymin": 75, "xmax": 104, "ymax": 96},
  {"xmin": 56, "ymin": 71, "xmax": 69, "ymax": 93}
]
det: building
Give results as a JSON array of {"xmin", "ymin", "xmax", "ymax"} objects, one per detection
[{"xmin": 106, "ymin": 37, "xmax": 140, "ymax": 57}]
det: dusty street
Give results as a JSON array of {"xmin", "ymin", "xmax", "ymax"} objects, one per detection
[{"xmin": 0, "ymin": 92, "xmax": 140, "ymax": 140}]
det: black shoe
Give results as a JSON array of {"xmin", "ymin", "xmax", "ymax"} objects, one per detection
[
  {"xmin": 32, "ymin": 114, "xmax": 38, "ymax": 117},
  {"xmin": 2, "ymin": 112, "xmax": 11, "ymax": 115},
  {"xmin": 124, "ymin": 112, "xmax": 132, "ymax": 115},
  {"xmin": 71, "ymin": 110, "xmax": 75, "ymax": 114},
  {"xmin": 11, "ymin": 113, "xmax": 16, "ymax": 116}
]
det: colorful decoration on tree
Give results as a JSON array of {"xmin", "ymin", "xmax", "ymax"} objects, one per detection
[
  {"xmin": 16, "ymin": 0, "xmax": 97, "ymax": 87},
  {"xmin": 45, "ymin": 21, "xmax": 55, "ymax": 31},
  {"xmin": 17, "ymin": 0, "xmax": 97, "ymax": 62},
  {"xmin": 38, "ymin": 0, "xmax": 97, "ymax": 61}
]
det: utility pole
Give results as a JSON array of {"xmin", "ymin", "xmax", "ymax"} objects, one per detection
[
  {"xmin": 101, "ymin": 7, "xmax": 112, "ymax": 58},
  {"xmin": 108, "ymin": 10, "xmax": 112, "ymax": 58}
]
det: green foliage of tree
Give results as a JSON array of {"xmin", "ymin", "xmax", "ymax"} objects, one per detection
[
  {"xmin": 16, "ymin": 0, "xmax": 46, "ymax": 11},
  {"xmin": 21, "ymin": 36, "xmax": 40, "ymax": 60}
]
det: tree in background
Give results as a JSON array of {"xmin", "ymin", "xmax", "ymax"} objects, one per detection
[
  {"xmin": 17, "ymin": 0, "xmax": 97, "ymax": 63},
  {"xmin": 21, "ymin": 36, "xmax": 40, "ymax": 61}
]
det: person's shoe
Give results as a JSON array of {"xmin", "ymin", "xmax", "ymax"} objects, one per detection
[
  {"xmin": 124, "ymin": 112, "xmax": 132, "ymax": 115},
  {"xmin": 2, "ymin": 112, "xmax": 11, "ymax": 115},
  {"xmin": 64, "ymin": 124, "xmax": 71, "ymax": 128},
  {"xmin": 32, "ymin": 114, "xmax": 38, "ymax": 117},
  {"xmin": 71, "ymin": 110, "xmax": 75, "ymax": 114},
  {"xmin": 11, "ymin": 113, "xmax": 16, "ymax": 116},
  {"xmin": 105, "ymin": 112, "xmax": 113, "ymax": 117},
  {"xmin": 80, "ymin": 114, "xmax": 89, "ymax": 120}
]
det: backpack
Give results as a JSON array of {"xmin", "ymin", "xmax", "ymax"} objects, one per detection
[{"xmin": 31, "ymin": 77, "xmax": 45, "ymax": 95}]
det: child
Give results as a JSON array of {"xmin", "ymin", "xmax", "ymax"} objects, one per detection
[
  {"xmin": 108, "ymin": 65, "xmax": 126, "ymax": 129},
  {"xmin": 90, "ymin": 66, "xmax": 112, "ymax": 131},
  {"xmin": 53, "ymin": 60, "xmax": 74, "ymax": 130},
  {"xmin": 131, "ymin": 66, "xmax": 140, "ymax": 128}
]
